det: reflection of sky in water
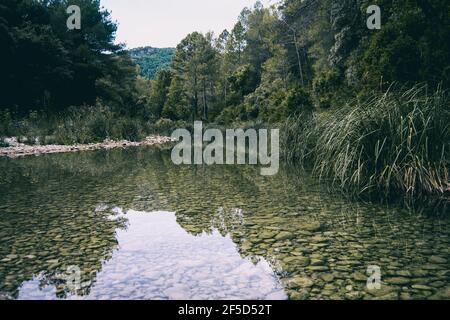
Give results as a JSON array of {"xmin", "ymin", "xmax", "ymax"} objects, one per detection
[
  {"xmin": 2, "ymin": 148, "xmax": 448, "ymax": 300},
  {"xmin": 18, "ymin": 211, "xmax": 287, "ymax": 300}
]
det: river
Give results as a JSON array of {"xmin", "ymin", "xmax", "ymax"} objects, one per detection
[{"xmin": 0, "ymin": 146, "xmax": 448, "ymax": 300}]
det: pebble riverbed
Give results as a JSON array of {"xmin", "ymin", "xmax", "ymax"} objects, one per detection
[{"xmin": 0, "ymin": 147, "xmax": 448, "ymax": 300}]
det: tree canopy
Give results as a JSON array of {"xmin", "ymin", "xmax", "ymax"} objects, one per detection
[
  {"xmin": 1, "ymin": 0, "xmax": 449, "ymax": 123},
  {"xmin": 145, "ymin": 0, "xmax": 449, "ymax": 124},
  {"xmin": 0, "ymin": 0, "xmax": 138, "ymax": 114}
]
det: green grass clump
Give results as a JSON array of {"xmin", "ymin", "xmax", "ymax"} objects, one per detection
[
  {"xmin": 0, "ymin": 137, "xmax": 9, "ymax": 147},
  {"xmin": 282, "ymin": 85, "xmax": 450, "ymax": 198},
  {"xmin": 0, "ymin": 105, "xmax": 153, "ymax": 145}
]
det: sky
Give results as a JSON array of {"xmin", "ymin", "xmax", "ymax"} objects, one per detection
[{"xmin": 100, "ymin": 0, "xmax": 273, "ymax": 49}]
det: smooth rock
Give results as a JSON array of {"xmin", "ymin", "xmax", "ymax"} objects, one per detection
[
  {"xmin": 321, "ymin": 274, "xmax": 335, "ymax": 283},
  {"xmin": 429, "ymin": 255, "xmax": 447, "ymax": 264},
  {"xmin": 302, "ymin": 222, "xmax": 323, "ymax": 232},
  {"xmin": 307, "ymin": 265, "xmax": 329, "ymax": 272},
  {"xmin": 385, "ymin": 277, "xmax": 411, "ymax": 285},
  {"xmin": 411, "ymin": 284, "xmax": 433, "ymax": 291},
  {"xmin": 290, "ymin": 276, "xmax": 314, "ymax": 288},
  {"xmin": 429, "ymin": 286, "xmax": 450, "ymax": 300},
  {"xmin": 275, "ymin": 231, "xmax": 294, "ymax": 241},
  {"xmin": 283, "ymin": 256, "xmax": 310, "ymax": 267}
]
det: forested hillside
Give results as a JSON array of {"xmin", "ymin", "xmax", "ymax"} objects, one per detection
[
  {"xmin": 146, "ymin": 0, "xmax": 449, "ymax": 123},
  {"xmin": 2, "ymin": 0, "xmax": 448, "ymax": 121},
  {"xmin": 129, "ymin": 47, "xmax": 175, "ymax": 79}
]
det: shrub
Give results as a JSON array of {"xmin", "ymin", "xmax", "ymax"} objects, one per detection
[
  {"xmin": 87, "ymin": 113, "xmax": 111, "ymax": 142},
  {"xmin": 0, "ymin": 110, "xmax": 14, "ymax": 136},
  {"xmin": 285, "ymin": 87, "xmax": 313, "ymax": 116},
  {"xmin": 153, "ymin": 118, "xmax": 176, "ymax": 135},
  {"xmin": 282, "ymin": 85, "xmax": 450, "ymax": 198},
  {"xmin": 0, "ymin": 137, "xmax": 9, "ymax": 147},
  {"xmin": 312, "ymin": 69, "xmax": 341, "ymax": 109},
  {"xmin": 119, "ymin": 118, "xmax": 144, "ymax": 141}
]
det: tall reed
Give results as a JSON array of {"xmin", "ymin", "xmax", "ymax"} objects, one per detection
[{"xmin": 281, "ymin": 85, "xmax": 450, "ymax": 198}]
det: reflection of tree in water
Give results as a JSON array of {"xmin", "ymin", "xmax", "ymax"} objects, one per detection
[
  {"xmin": 0, "ymin": 149, "xmax": 150, "ymax": 298},
  {"xmin": 0, "ymin": 147, "xmax": 449, "ymax": 300},
  {"xmin": 136, "ymin": 152, "xmax": 450, "ymax": 300}
]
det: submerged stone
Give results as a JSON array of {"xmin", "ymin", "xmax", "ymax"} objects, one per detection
[
  {"xmin": 352, "ymin": 272, "xmax": 367, "ymax": 282},
  {"xmin": 411, "ymin": 284, "xmax": 433, "ymax": 291},
  {"xmin": 283, "ymin": 256, "xmax": 310, "ymax": 267},
  {"xmin": 259, "ymin": 231, "xmax": 277, "ymax": 240},
  {"xmin": 275, "ymin": 231, "xmax": 295, "ymax": 241},
  {"xmin": 321, "ymin": 274, "xmax": 335, "ymax": 283},
  {"xmin": 1, "ymin": 146, "xmax": 449, "ymax": 301},
  {"xmin": 290, "ymin": 276, "xmax": 314, "ymax": 288},
  {"xmin": 429, "ymin": 286, "xmax": 450, "ymax": 300},
  {"xmin": 429, "ymin": 255, "xmax": 447, "ymax": 264},
  {"xmin": 307, "ymin": 266, "xmax": 329, "ymax": 272},
  {"xmin": 302, "ymin": 222, "xmax": 323, "ymax": 232},
  {"xmin": 385, "ymin": 277, "xmax": 411, "ymax": 285}
]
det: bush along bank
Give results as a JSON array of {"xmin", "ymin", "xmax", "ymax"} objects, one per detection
[{"xmin": 281, "ymin": 85, "xmax": 450, "ymax": 200}]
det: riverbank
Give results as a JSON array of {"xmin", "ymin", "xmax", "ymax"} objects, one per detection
[{"xmin": 0, "ymin": 136, "xmax": 176, "ymax": 158}]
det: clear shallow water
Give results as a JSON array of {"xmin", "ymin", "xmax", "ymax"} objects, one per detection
[
  {"xmin": 17, "ymin": 211, "xmax": 285, "ymax": 300},
  {"xmin": 0, "ymin": 147, "xmax": 449, "ymax": 300}
]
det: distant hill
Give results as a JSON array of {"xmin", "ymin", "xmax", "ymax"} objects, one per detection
[{"xmin": 129, "ymin": 47, "xmax": 175, "ymax": 79}]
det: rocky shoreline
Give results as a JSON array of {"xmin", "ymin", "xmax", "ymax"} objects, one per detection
[{"xmin": 0, "ymin": 136, "xmax": 176, "ymax": 158}]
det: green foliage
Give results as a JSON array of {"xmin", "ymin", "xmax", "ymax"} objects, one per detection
[
  {"xmin": 285, "ymin": 87, "xmax": 313, "ymax": 116},
  {"xmin": 0, "ymin": 110, "xmax": 14, "ymax": 136},
  {"xmin": 153, "ymin": 118, "xmax": 177, "ymax": 135},
  {"xmin": 228, "ymin": 64, "xmax": 255, "ymax": 98},
  {"xmin": 164, "ymin": 32, "xmax": 219, "ymax": 121},
  {"xmin": 0, "ymin": 0, "xmax": 138, "ymax": 113},
  {"xmin": 115, "ymin": 118, "xmax": 144, "ymax": 142},
  {"xmin": 360, "ymin": 0, "xmax": 450, "ymax": 89},
  {"xmin": 148, "ymin": 70, "xmax": 173, "ymax": 119},
  {"xmin": 282, "ymin": 86, "xmax": 450, "ymax": 198},
  {"xmin": 0, "ymin": 138, "xmax": 8, "ymax": 148},
  {"xmin": 53, "ymin": 106, "xmax": 149, "ymax": 144},
  {"xmin": 243, "ymin": 83, "xmax": 313, "ymax": 123},
  {"xmin": 0, "ymin": 105, "xmax": 153, "ymax": 145},
  {"xmin": 52, "ymin": 106, "xmax": 114, "ymax": 144},
  {"xmin": 312, "ymin": 69, "xmax": 342, "ymax": 109},
  {"xmin": 129, "ymin": 47, "xmax": 175, "ymax": 79},
  {"xmin": 141, "ymin": 0, "xmax": 449, "ymax": 135},
  {"xmin": 2, "ymin": 0, "xmax": 449, "ymax": 203}
]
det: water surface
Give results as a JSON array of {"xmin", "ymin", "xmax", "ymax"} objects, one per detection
[{"xmin": 0, "ymin": 147, "xmax": 448, "ymax": 300}]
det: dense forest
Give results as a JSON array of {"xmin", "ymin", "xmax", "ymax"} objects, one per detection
[
  {"xmin": 0, "ymin": 0, "xmax": 449, "ymax": 198},
  {"xmin": 0, "ymin": 0, "xmax": 138, "ymax": 113},
  {"xmin": 148, "ymin": 0, "xmax": 449, "ymax": 123},
  {"xmin": 129, "ymin": 47, "xmax": 175, "ymax": 80}
]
